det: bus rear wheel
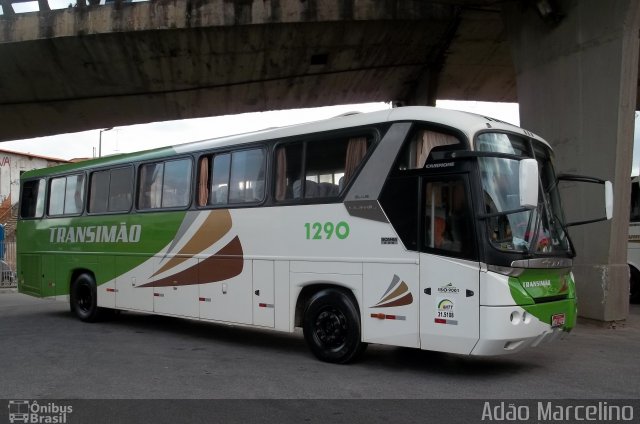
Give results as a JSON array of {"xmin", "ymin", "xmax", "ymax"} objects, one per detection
[
  {"xmin": 70, "ymin": 273, "xmax": 102, "ymax": 322},
  {"xmin": 302, "ymin": 288, "xmax": 367, "ymax": 364}
]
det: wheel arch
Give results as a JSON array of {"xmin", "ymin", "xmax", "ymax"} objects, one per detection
[
  {"xmin": 69, "ymin": 268, "xmax": 96, "ymax": 292},
  {"xmin": 294, "ymin": 282, "xmax": 361, "ymax": 328}
]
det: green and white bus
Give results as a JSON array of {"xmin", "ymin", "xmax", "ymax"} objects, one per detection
[{"xmin": 17, "ymin": 106, "xmax": 612, "ymax": 363}]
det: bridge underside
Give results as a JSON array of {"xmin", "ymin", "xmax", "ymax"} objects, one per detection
[{"xmin": 0, "ymin": 0, "xmax": 514, "ymax": 142}]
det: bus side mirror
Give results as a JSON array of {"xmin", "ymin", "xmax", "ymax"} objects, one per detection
[
  {"xmin": 519, "ymin": 158, "xmax": 539, "ymax": 209},
  {"xmin": 557, "ymin": 174, "xmax": 613, "ymax": 226}
]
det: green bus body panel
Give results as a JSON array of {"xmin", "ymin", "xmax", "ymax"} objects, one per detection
[
  {"xmin": 509, "ymin": 269, "xmax": 577, "ymax": 330},
  {"xmin": 17, "ymin": 211, "xmax": 186, "ymax": 297}
]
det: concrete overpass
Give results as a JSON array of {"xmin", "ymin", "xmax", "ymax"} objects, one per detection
[
  {"xmin": 0, "ymin": 0, "xmax": 638, "ymax": 323},
  {"xmin": 0, "ymin": 0, "xmax": 517, "ymax": 141}
]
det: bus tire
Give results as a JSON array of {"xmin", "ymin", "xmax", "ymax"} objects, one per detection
[
  {"xmin": 302, "ymin": 288, "xmax": 367, "ymax": 364},
  {"xmin": 69, "ymin": 273, "xmax": 102, "ymax": 322},
  {"xmin": 630, "ymin": 266, "xmax": 640, "ymax": 304}
]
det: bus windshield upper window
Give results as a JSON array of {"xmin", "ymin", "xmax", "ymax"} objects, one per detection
[
  {"xmin": 476, "ymin": 133, "xmax": 530, "ymax": 156},
  {"xmin": 397, "ymin": 129, "xmax": 460, "ymax": 170}
]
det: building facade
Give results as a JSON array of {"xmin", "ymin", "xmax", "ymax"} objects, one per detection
[{"xmin": 0, "ymin": 149, "xmax": 68, "ymax": 237}]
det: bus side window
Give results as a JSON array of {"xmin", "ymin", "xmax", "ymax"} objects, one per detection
[
  {"xmin": 89, "ymin": 170, "xmax": 110, "ymax": 213},
  {"xmin": 275, "ymin": 144, "xmax": 303, "ymax": 201},
  {"xmin": 210, "ymin": 153, "xmax": 231, "ymax": 205},
  {"xmin": 275, "ymin": 135, "xmax": 370, "ymax": 201},
  {"xmin": 90, "ymin": 167, "xmax": 133, "ymax": 214},
  {"xmin": 108, "ymin": 167, "xmax": 133, "ymax": 212},
  {"xmin": 229, "ymin": 149, "xmax": 265, "ymax": 203},
  {"xmin": 138, "ymin": 163, "xmax": 163, "ymax": 209},
  {"xmin": 49, "ymin": 174, "xmax": 85, "ymax": 216},
  {"xmin": 198, "ymin": 149, "xmax": 264, "ymax": 207},
  {"xmin": 162, "ymin": 159, "xmax": 192, "ymax": 208},
  {"xmin": 20, "ymin": 179, "xmax": 45, "ymax": 218},
  {"xmin": 305, "ymin": 138, "xmax": 351, "ymax": 198},
  {"xmin": 424, "ymin": 179, "xmax": 474, "ymax": 258},
  {"xmin": 138, "ymin": 159, "xmax": 191, "ymax": 210}
]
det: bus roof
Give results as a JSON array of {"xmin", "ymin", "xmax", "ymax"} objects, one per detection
[{"xmin": 21, "ymin": 106, "xmax": 549, "ymax": 179}]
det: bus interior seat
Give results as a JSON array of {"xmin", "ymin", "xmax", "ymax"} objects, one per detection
[{"xmin": 293, "ymin": 180, "xmax": 319, "ymax": 198}]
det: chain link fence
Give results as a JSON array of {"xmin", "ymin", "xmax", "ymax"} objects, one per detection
[{"xmin": 0, "ymin": 241, "xmax": 16, "ymax": 288}]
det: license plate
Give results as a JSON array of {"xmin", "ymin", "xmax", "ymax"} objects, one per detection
[{"xmin": 551, "ymin": 313, "xmax": 565, "ymax": 328}]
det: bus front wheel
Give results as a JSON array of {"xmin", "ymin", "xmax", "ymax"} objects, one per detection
[
  {"xmin": 303, "ymin": 288, "xmax": 367, "ymax": 364},
  {"xmin": 70, "ymin": 273, "xmax": 102, "ymax": 322}
]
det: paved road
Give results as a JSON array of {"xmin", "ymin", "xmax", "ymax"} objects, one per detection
[{"xmin": 0, "ymin": 289, "xmax": 638, "ymax": 399}]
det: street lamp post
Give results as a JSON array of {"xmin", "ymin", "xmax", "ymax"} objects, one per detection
[{"xmin": 99, "ymin": 127, "xmax": 113, "ymax": 158}]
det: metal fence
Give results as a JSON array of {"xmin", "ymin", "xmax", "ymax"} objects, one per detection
[{"xmin": 0, "ymin": 241, "xmax": 16, "ymax": 287}]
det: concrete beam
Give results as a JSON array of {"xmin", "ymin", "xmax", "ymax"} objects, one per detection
[
  {"xmin": 0, "ymin": 0, "xmax": 466, "ymax": 142},
  {"xmin": 504, "ymin": 0, "xmax": 640, "ymax": 321}
]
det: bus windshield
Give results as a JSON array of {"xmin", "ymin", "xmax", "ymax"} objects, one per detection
[{"xmin": 477, "ymin": 132, "xmax": 571, "ymax": 255}]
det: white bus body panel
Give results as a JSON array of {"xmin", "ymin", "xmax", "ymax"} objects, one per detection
[
  {"xmin": 628, "ymin": 223, "xmax": 640, "ymax": 271},
  {"xmin": 479, "ymin": 269, "xmax": 515, "ymax": 306},
  {"xmin": 362, "ymin": 262, "xmax": 419, "ymax": 348},
  {"xmin": 115, "ymin": 256, "xmax": 154, "ymax": 312},
  {"xmin": 273, "ymin": 261, "xmax": 291, "ymax": 332},
  {"xmin": 97, "ymin": 255, "xmax": 116, "ymax": 308},
  {"xmin": 198, "ymin": 259, "xmax": 253, "ymax": 325},
  {"xmin": 419, "ymin": 255, "xmax": 480, "ymax": 354}
]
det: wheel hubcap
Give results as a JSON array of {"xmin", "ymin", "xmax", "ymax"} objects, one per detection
[
  {"xmin": 76, "ymin": 284, "xmax": 92, "ymax": 313},
  {"xmin": 314, "ymin": 308, "xmax": 348, "ymax": 349}
]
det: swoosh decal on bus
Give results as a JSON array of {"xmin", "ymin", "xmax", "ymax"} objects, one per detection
[
  {"xmin": 371, "ymin": 275, "xmax": 414, "ymax": 308},
  {"xmin": 165, "ymin": 211, "xmax": 200, "ymax": 253},
  {"xmin": 372, "ymin": 292, "xmax": 413, "ymax": 308},
  {"xmin": 153, "ymin": 210, "xmax": 232, "ymax": 277},
  {"xmin": 378, "ymin": 281, "xmax": 410, "ymax": 304},
  {"xmin": 140, "ymin": 236, "xmax": 244, "ymax": 288}
]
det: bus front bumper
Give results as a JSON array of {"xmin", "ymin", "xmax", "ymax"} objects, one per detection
[{"xmin": 471, "ymin": 300, "xmax": 576, "ymax": 356}]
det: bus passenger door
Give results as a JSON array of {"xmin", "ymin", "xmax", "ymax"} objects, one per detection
[{"xmin": 419, "ymin": 176, "xmax": 480, "ymax": 354}]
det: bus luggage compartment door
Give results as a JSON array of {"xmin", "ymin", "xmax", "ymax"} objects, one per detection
[
  {"xmin": 252, "ymin": 260, "xmax": 275, "ymax": 327},
  {"xmin": 419, "ymin": 254, "xmax": 480, "ymax": 354}
]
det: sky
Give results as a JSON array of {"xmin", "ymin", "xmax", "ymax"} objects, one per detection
[
  {"xmin": 4, "ymin": 0, "xmax": 145, "ymax": 13},
  {"xmin": 0, "ymin": 101, "xmax": 521, "ymax": 162}
]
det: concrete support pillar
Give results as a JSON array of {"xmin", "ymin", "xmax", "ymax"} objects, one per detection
[{"xmin": 504, "ymin": 0, "xmax": 640, "ymax": 321}]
